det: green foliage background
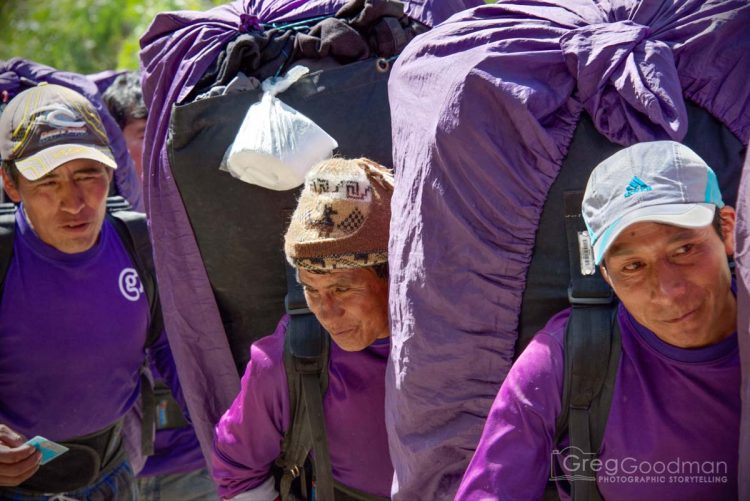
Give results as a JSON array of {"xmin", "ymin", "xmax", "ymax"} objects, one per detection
[
  {"xmin": 0, "ymin": 0, "xmax": 224, "ymax": 74},
  {"xmin": 0, "ymin": 0, "xmax": 498, "ymax": 74}
]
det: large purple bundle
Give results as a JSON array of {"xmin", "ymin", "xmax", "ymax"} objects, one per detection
[
  {"xmin": 733, "ymin": 151, "xmax": 750, "ymax": 500},
  {"xmin": 387, "ymin": 1, "xmax": 750, "ymax": 498},
  {"xmin": 139, "ymin": 0, "xmax": 481, "ymax": 464},
  {"xmin": 0, "ymin": 59, "xmax": 142, "ymax": 210}
]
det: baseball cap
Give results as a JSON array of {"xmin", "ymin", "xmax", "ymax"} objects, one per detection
[
  {"xmin": 582, "ymin": 141, "xmax": 724, "ymax": 265},
  {"xmin": 285, "ymin": 157, "xmax": 393, "ymax": 271},
  {"xmin": 0, "ymin": 83, "xmax": 116, "ymax": 180}
]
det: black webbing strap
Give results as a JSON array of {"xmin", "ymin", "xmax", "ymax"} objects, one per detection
[
  {"xmin": 279, "ymin": 264, "xmax": 334, "ymax": 501},
  {"xmin": 0, "ymin": 212, "xmax": 15, "ymax": 292},
  {"xmin": 560, "ymin": 307, "xmax": 620, "ymax": 500},
  {"xmin": 107, "ymin": 211, "xmax": 163, "ymax": 457},
  {"xmin": 552, "ymin": 191, "xmax": 620, "ymax": 501}
]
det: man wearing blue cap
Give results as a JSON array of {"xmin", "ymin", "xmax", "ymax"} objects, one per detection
[{"xmin": 457, "ymin": 141, "xmax": 740, "ymax": 500}]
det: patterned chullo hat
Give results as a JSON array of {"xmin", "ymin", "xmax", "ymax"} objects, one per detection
[{"xmin": 285, "ymin": 157, "xmax": 394, "ymax": 271}]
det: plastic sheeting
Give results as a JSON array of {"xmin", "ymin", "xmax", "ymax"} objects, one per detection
[
  {"xmin": 387, "ymin": 1, "xmax": 750, "ymax": 498},
  {"xmin": 139, "ymin": 0, "xmax": 481, "ymax": 469},
  {"xmin": 0, "ymin": 59, "xmax": 143, "ymax": 210}
]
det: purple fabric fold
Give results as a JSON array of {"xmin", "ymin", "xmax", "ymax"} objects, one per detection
[
  {"xmin": 387, "ymin": 0, "xmax": 750, "ymax": 498},
  {"xmin": 560, "ymin": 20, "xmax": 687, "ymax": 144},
  {"xmin": 86, "ymin": 69, "xmax": 128, "ymax": 94},
  {"xmin": 733, "ymin": 149, "xmax": 750, "ymax": 500},
  {"xmin": 0, "ymin": 59, "xmax": 143, "ymax": 210},
  {"xmin": 139, "ymin": 0, "xmax": 480, "ymax": 469}
]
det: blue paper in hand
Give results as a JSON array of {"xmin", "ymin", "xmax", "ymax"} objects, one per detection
[{"xmin": 24, "ymin": 436, "xmax": 69, "ymax": 465}]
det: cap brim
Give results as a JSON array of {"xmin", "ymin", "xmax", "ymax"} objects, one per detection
[
  {"xmin": 593, "ymin": 203, "xmax": 716, "ymax": 264},
  {"xmin": 15, "ymin": 144, "xmax": 117, "ymax": 181}
]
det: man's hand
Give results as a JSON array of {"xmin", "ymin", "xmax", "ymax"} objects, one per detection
[{"xmin": 0, "ymin": 425, "xmax": 41, "ymax": 486}]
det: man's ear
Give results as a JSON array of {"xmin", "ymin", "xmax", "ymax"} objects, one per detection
[
  {"xmin": 599, "ymin": 263, "xmax": 612, "ymax": 287},
  {"xmin": 719, "ymin": 206, "xmax": 736, "ymax": 257},
  {"xmin": 1, "ymin": 170, "xmax": 21, "ymax": 203}
]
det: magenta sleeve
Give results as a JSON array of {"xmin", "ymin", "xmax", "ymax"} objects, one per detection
[{"xmin": 212, "ymin": 316, "xmax": 291, "ymax": 498}]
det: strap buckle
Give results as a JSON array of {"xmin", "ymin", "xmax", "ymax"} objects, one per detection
[
  {"xmin": 567, "ymin": 285, "xmax": 614, "ymax": 306},
  {"xmin": 285, "ymin": 295, "xmax": 311, "ymax": 316}
]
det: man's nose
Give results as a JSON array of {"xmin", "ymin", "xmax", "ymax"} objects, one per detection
[
  {"xmin": 316, "ymin": 294, "xmax": 344, "ymax": 321},
  {"xmin": 652, "ymin": 260, "xmax": 687, "ymax": 301},
  {"xmin": 59, "ymin": 181, "xmax": 85, "ymax": 214}
]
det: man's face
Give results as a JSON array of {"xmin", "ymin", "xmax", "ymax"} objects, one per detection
[
  {"xmin": 601, "ymin": 209, "xmax": 736, "ymax": 348},
  {"xmin": 299, "ymin": 267, "xmax": 390, "ymax": 351},
  {"xmin": 2, "ymin": 159, "xmax": 113, "ymax": 254},
  {"xmin": 122, "ymin": 118, "xmax": 146, "ymax": 180}
]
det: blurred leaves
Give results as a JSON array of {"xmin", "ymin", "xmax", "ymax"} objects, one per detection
[{"xmin": 0, "ymin": 0, "xmax": 225, "ymax": 74}]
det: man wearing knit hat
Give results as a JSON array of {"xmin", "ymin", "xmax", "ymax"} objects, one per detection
[
  {"xmin": 212, "ymin": 158, "xmax": 394, "ymax": 500},
  {"xmin": 0, "ymin": 83, "xmax": 182, "ymax": 499},
  {"xmin": 457, "ymin": 141, "xmax": 740, "ymax": 500}
]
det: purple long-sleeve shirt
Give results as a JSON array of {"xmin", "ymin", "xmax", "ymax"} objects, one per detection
[
  {"xmin": 212, "ymin": 316, "xmax": 392, "ymax": 499},
  {"xmin": 0, "ymin": 208, "xmax": 178, "ymax": 441},
  {"xmin": 456, "ymin": 306, "xmax": 740, "ymax": 500}
]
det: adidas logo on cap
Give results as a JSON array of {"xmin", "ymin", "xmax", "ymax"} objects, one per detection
[{"xmin": 624, "ymin": 176, "xmax": 652, "ymax": 198}]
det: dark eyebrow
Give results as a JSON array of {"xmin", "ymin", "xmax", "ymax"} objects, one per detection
[
  {"xmin": 300, "ymin": 276, "xmax": 357, "ymax": 290},
  {"xmin": 666, "ymin": 228, "xmax": 700, "ymax": 244},
  {"xmin": 73, "ymin": 167, "xmax": 108, "ymax": 176},
  {"xmin": 33, "ymin": 171, "xmax": 61, "ymax": 182}
]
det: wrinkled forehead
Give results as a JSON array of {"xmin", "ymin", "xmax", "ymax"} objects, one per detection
[{"xmin": 298, "ymin": 266, "xmax": 380, "ymax": 286}]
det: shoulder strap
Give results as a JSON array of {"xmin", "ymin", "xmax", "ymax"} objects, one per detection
[
  {"xmin": 550, "ymin": 191, "xmax": 621, "ymax": 501},
  {"xmin": 107, "ymin": 211, "xmax": 163, "ymax": 346},
  {"xmin": 0, "ymin": 211, "xmax": 16, "ymax": 292},
  {"xmin": 278, "ymin": 264, "xmax": 333, "ymax": 501},
  {"xmin": 106, "ymin": 210, "xmax": 163, "ymax": 457}
]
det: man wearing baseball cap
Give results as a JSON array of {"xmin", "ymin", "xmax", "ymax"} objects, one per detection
[
  {"xmin": 212, "ymin": 157, "xmax": 394, "ymax": 500},
  {"xmin": 457, "ymin": 141, "xmax": 740, "ymax": 499},
  {"xmin": 0, "ymin": 83, "xmax": 182, "ymax": 499}
]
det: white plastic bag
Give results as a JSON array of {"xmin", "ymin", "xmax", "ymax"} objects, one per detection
[{"xmin": 225, "ymin": 65, "xmax": 338, "ymax": 191}]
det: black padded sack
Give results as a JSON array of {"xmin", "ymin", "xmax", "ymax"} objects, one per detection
[{"xmin": 168, "ymin": 56, "xmax": 393, "ymax": 372}]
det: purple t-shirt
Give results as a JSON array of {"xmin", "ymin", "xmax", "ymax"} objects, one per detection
[
  {"xmin": 456, "ymin": 306, "xmax": 740, "ymax": 501},
  {"xmin": 139, "ymin": 425, "xmax": 206, "ymax": 477},
  {"xmin": 212, "ymin": 315, "xmax": 393, "ymax": 499},
  {"xmin": 0, "ymin": 208, "xmax": 155, "ymax": 441}
]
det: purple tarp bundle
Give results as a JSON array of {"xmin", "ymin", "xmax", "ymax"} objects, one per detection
[
  {"xmin": 139, "ymin": 0, "xmax": 481, "ymax": 470},
  {"xmin": 387, "ymin": 1, "xmax": 750, "ymax": 499},
  {"xmin": 733, "ymin": 152, "xmax": 750, "ymax": 501},
  {"xmin": 0, "ymin": 59, "xmax": 142, "ymax": 210}
]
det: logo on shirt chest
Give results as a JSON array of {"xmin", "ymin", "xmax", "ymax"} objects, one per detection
[{"xmin": 119, "ymin": 268, "xmax": 144, "ymax": 302}]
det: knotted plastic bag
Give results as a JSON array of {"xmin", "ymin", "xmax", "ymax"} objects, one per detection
[{"xmin": 226, "ymin": 65, "xmax": 338, "ymax": 191}]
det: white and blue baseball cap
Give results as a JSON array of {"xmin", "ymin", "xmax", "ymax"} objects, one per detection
[{"xmin": 582, "ymin": 141, "xmax": 724, "ymax": 265}]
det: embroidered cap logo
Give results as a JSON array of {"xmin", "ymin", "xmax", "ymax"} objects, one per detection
[{"xmin": 624, "ymin": 176, "xmax": 652, "ymax": 198}]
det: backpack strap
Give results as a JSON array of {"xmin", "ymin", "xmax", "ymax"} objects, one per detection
[
  {"xmin": 0, "ymin": 211, "xmax": 16, "ymax": 292},
  {"xmin": 107, "ymin": 211, "xmax": 164, "ymax": 456},
  {"xmin": 107, "ymin": 211, "xmax": 163, "ymax": 345},
  {"xmin": 551, "ymin": 191, "xmax": 621, "ymax": 501},
  {"xmin": 278, "ymin": 264, "xmax": 334, "ymax": 501}
]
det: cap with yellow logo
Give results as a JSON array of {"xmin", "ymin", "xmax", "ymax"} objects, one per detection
[{"xmin": 0, "ymin": 83, "xmax": 117, "ymax": 180}]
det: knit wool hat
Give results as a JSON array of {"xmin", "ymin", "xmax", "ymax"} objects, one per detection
[{"xmin": 285, "ymin": 157, "xmax": 394, "ymax": 271}]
